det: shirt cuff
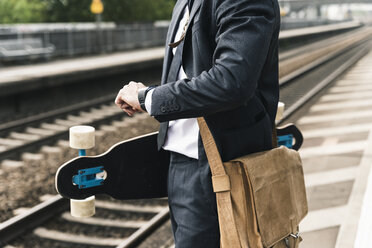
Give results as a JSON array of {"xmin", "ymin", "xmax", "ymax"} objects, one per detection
[{"xmin": 145, "ymin": 89, "xmax": 154, "ymax": 115}]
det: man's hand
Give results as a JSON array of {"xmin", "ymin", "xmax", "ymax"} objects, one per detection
[{"xmin": 115, "ymin": 81, "xmax": 146, "ymax": 116}]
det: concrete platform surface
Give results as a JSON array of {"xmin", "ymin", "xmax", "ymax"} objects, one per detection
[
  {"xmin": 298, "ymin": 49, "xmax": 372, "ymax": 248},
  {"xmin": 0, "ymin": 47, "xmax": 164, "ymax": 96}
]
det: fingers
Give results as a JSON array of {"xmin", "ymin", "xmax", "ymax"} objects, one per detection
[
  {"xmin": 120, "ymin": 102, "xmax": 139, "ymax": 116},
  {"xmin": 115, "ymin": 88, "xmax": 128, "ymax": 106},
  {"xmin": 115, "ymin": 90, "xmax": 134, "ymax": 116},
  {"xmin": 129, "ymin": 81, "xmax": 146, "ymax": 89},
  {"xmin": 115, "ymin": 81, "xmax": 147, "ymax": 116},
  {"xmin": 138, "ymin": 82, "xmax": 146, "ymax": 88},
  {"xmin": 115, "ymin": 89, "xmax": 124, "ymax": 107}
]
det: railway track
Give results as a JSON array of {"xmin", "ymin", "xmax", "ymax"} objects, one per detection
[
  {"xmin": 1, "ymin": 194, "xmax": 170, "ymax": 248},
  {"xmin": 0, "ymin": 26, "xmax": 371, "ymax": 248},
  {"xmin": 0, "ymin": 26, "xmax": 370, "ymax": 163}
]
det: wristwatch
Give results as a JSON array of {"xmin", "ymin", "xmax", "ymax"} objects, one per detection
[{"xmin": 138, "ymin": 86, "xmax": 157, "ymax": 112}]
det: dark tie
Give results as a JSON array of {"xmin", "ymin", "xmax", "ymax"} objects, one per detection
[
  {"xmin": 157, "ymin": 1, "xmax": 189, "ymax": 150},
  {"xmin": 157, "ymin": 34, "xmax": 186, "ymax": 150},
  {"xmin": 167, "ymin": 40, "xmax": 184, "ymax": 83}
]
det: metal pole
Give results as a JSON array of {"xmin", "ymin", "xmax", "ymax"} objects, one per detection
[{"xmin": 96, "ymin": 13, "xmax": 104, "ymax": 53}]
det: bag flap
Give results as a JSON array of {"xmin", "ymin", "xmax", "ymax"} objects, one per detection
[{"xmin": 233, "ymin": 146, "xmax": 308, "ymax": 247}]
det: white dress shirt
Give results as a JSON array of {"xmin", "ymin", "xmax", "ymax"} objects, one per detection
[{"xmin": 145, "ymin": 6, "xmax": 199, "ymax": 159}]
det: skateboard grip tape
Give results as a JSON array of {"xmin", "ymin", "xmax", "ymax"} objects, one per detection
[
  {"xmin": 70, "ymin": 196, "xmax": 95, "ymax": 218},
  {"xmin": 69, "ymin": 126, "xmax": 95, "ymax": 150}
]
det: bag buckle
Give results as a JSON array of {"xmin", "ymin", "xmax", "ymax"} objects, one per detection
[
  {"xmin": 285, "ymin": 232, "xmax": 300, "ymax": 248},
  {"xmin": 290, "ymin": 232, "xmax": 300, "ymax": 239}
]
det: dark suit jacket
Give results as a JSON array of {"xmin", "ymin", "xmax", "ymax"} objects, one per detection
[{"xmin": 151, "ymin": 0, "xmax": 280, "ymax": 162}]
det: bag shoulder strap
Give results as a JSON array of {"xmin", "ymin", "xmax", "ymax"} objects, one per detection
[
  {"xmin": 197, "ymin": 117, "xmax": 226, "ymax": 177},
  {"xmin": 197, "ymin": 117, "xmax": 242, "ymax": 247}
]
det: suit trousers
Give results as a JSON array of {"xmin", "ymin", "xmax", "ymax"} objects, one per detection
[{"xmin": 168, "ymin": 151, "xmax": 220, "ymax": 248}]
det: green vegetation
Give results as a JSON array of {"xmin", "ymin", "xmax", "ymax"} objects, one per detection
[
  {"xmin": 101, "ymin": 0, "xmax": 175, "ymax": 23},
  {"xmin": 0, "ymin": 0, "xmax": 46, "ymax": 24},
  {"xmin": 0, "ymin": 0, "xmax": 176, "ymax": 24},
  {"xmin": 43, "ymin": 0, "xmax": 95, "ymax": 23}
]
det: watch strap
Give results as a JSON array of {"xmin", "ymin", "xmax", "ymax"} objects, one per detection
[{"xmin": 138, "ymin": 86, "xmax": 157, "ymax": 112}]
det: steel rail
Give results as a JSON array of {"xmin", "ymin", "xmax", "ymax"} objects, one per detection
[
  {"xmin": 0, "ymin": 195, "xmax": 67, "ymax": 246},
  {"xmin": 0, "ymin": 98, "xmax": 124, "ymax": 161},
  {"xmin": 279, "ymin": 31, "xmax": 372, "ymax": 86},
  {"xmin": 116, "ymin": 207, "xmax": 170, "ymax": 248},
  {"xmin": 0, "ymin": 94, "xmax": 115, "ymax": 134},
  {"xmin": 278, "ymin": 42, "xmax": 371, "ymax": 125}
]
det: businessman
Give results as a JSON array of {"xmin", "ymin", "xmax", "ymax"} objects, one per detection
[{"xmin": 115, "ymin": 0, "xmax": 280, "ymax": 247}]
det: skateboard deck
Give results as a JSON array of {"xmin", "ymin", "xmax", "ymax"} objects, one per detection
[
  {"xmin": 56, "ymin": 132, "xmax": 170, "ymax": 200},
  {"xmin": 56, "ymin": 124, "xmax": 302, "ymax": 201}
]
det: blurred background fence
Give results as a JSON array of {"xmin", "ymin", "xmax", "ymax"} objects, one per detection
[
  {"xmin": 0, "ymin": 22, "xmax": 169, "ymax": 59},
  {"xmin": 0, "ymin": 19, "xmax": 349, "ymax": 61}
]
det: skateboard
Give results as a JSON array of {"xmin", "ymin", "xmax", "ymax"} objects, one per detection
[
  {"xmin": 55, "ymin": 124, "xmax": 303, "ymax": 201},
  {"xmin": 56, "ymin": 131, "xmax": 170, "ymax": 200}
]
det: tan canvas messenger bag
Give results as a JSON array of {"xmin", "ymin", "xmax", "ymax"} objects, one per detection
[{"xmin": 197, "ymin": 117, "xmax": 308, "ymax": 248}]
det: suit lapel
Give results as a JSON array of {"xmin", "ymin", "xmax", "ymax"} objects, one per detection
[
  {"xmin": 185, "ymin": 0, "xmax": 202, "ymax": 35},
  {"xmin": 167, "ymin": 0, "xmax": 188, "ymax": 45},
  {"xmin": 162, "ymin": 0, "xmax": 202, "ymax": 85},
  {"xmin": 162, "ymin": 0, "xmax": 188, "ymax": 85}
]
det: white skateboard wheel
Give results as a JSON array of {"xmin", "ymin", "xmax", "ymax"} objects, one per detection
[
  {"xmin": 276, "ymin": 102, "xmax": 285, "ymax": 121},
  {"xmin": 69, "ymin": 126, "xmax": 95, "ymax": 150},
  {"xmin": 70, "ymin": 196, "xmax": 95, "ymax": 218}
]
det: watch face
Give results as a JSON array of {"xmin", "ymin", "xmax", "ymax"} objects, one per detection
[
  {"xmin": 138, "ymin": 88, "xmax": 147, "ymax": 111},
  {"xmin": 139, "ymin": 88, "xmax": 147, "ymax": 94}
]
